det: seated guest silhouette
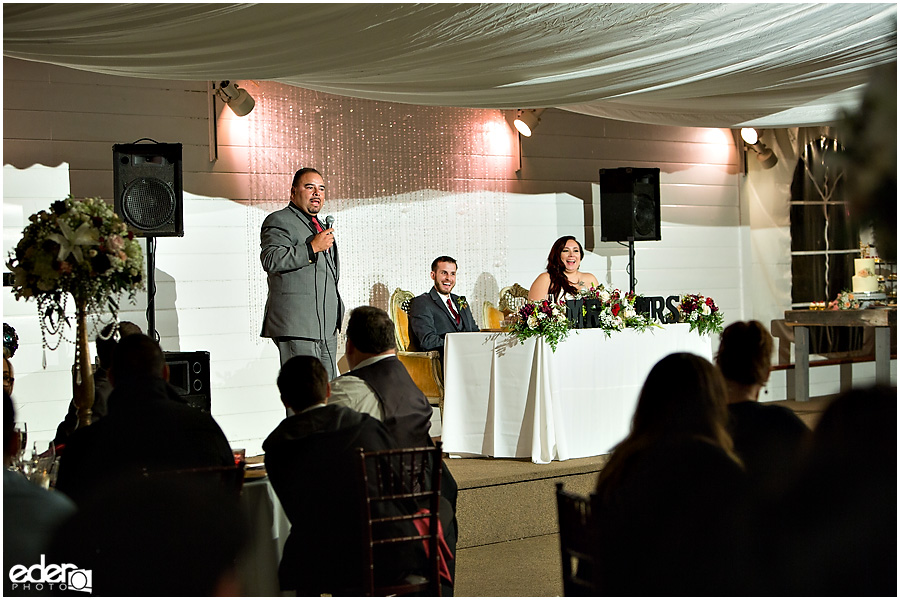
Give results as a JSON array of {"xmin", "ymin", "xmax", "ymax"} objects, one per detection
[
  {"xmin": 3, "ymin": 354, "xmax": 13, "ymax": 398},
  {"xmin": 54, "ymin": 321, "xmax": 143, "ymax": 448},
  {"xmin": 407, "ymin": 256, "xmax": 479, "ymax": 362},
  {"xmin": 594, "ymin": 353, "xmax": 749, "ymax": 596},
  {"xmin": 49, "ymin": 476, "xmax": 248, "ymax": 596},
  {"xmin": 4, "ymin": 392, "xmax": 76, "ymax": 597},
  {"xmin": 715, "ymin": 320, "xmax": 810, "ymax": 500},
  {"xmin": 331, "ymin": 306, "xmax": 439, "ymax": 449},
  {"xmin": 54, "ymin": 334, "xmax": 234, "ymax": 506},
  {"xmin": 528, "ymin": 235, "xmax": 600, "ymax": 301},
  {"xmin": 329, "ymin": 306, "xmax": 458, "ymax": 570},
  {"xmin": 264, "ymin": 355, "xmax": 430, "ymax": 595},
  {"xmin": 757, "ymin": 385, "xmax": 897, "ymax": 596}
]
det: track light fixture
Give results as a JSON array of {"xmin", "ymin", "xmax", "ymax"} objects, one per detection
[
  {"xmin": 740, "ymin": 128, "xmax": 778, "ymax": 169},
  {"xmin": 513, "ymin": 109, "xmax": 546, "ymax": 137},
  {"xmin": 215, "ymin": 81, "xmax": 255, "ymax": 117}
]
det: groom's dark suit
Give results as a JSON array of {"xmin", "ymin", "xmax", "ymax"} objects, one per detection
[{"xmin": 407, "ymin": 287, "xmax": 479, "ymax": 358}]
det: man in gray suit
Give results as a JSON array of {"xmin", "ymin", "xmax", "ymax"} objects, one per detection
[
  {"xmin": 260, "ymin": 168, "xmax": 344, "ymax": 379},
  {"xmin": 407, "ymin": 256, "xmax": 479, "ymax": 363}
]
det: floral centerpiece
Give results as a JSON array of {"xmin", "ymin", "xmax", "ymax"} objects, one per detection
[
  {"xmin": 828, "ymin": 291, "xmax": 860, "ymax": 310},
  {"xmin": 6, "ymin": 196, "xmax": 144, "ymax": 425},
  {"xmin": 577, "ymin": 285, "xmax": 659, "ymax": 337},
  {"xmin": 678, "ymin": 293, "xmax": 724, "ymax": 336},
  {"xmin": 508, "ymin": 299, "xmax": 571, "ymax": 351}
]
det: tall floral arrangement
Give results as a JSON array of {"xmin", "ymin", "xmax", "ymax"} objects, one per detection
[
  {"xmin": 678, "ymin": 293, "xmax": 724, "ymax": 336},
  {"xmin": 578, "ymin": 285, "xmax": 659, "ymax": 336},
  {"xmin": 508, "ymin": 299, "xmax": 571, "ymax": 351},
  {"xmin": 6, "ymin": 196, "xmax": 145, "ymax": 351}
]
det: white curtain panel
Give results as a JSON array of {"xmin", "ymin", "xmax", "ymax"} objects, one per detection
[{"xmin": 3, "ymin": 3, "xmax": 896, "ymax": 127}]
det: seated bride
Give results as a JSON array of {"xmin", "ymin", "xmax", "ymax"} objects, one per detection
[{"xmin": 528, "ymin": 235, "xmax": 600, "ymax": 302}]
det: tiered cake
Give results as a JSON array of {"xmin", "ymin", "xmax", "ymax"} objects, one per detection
[{"xmin": 852, "ymin": 258, "xmax": 879, "ymax": 293}]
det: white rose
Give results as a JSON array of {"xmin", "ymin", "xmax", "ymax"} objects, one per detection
[
  {"xmin": 701, "ymin": 303, "xmax": 711, "ymax": 316},
  {"xmin": 599, "ymin": 290, "xmax": 610, "ymax": 302},
  {"xmin": 624, "ymin": 306, "xmax": 636, "ymax": 319},
  {"xmin": 527, "ymin": 315, "xmax": 539, "ymax": 328}
]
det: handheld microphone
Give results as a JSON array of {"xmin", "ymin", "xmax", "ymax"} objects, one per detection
[{"xmin": 325, "ymin": 215, "xmax": 334, "ymax": 230}]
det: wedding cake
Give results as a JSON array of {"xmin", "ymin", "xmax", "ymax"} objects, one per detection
[{"xmin": 852, "ymin": 258, "xmax": 879, "ymax": 293}]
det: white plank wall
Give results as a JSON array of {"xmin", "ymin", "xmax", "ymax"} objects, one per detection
[{"xmin": 4, "ymin": 58, "xmax": 888, "ymax": 455}]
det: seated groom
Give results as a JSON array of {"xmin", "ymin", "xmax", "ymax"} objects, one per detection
[
  {"xmin": 263, "ymin": 355, "xmax": 429, "ymax": 594},
  {"xmin": 407, "ymin": 256, "xmax": 479, "ymax": 362},
  {"xmin": 55, "ymin": 334, "xmax": 235, "ymax": 507}
]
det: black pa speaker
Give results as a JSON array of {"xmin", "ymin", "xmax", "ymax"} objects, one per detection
[
  {"xmin": 164, "ymin": 351, "xmax": 211, "ymax": 412},
  {"xmin": 599, "ymin": 167, "xmax": 661, "ymax": 242},
  {"xmin": 113, "ymin": 142, "xmax": 184, "ymax": 237}
]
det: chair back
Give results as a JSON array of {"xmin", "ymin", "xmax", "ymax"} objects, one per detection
[
  {"xmin": 483, "ymin": 301, "xmax": 504, "ymax": 330},
  {"xmin": 390, "ymin": 288, "xmax": 415, "ymax": 351},
  {"xmin": 499, "ymin": 283, "xmax": 529, "ymax": 316},
  {"xmin": 556, "ymin": 482, "xmax": 600, "ymax": 596},
  {"xmin": 357, "ymin": 443, "xmax": 444, "ymax": 597}
]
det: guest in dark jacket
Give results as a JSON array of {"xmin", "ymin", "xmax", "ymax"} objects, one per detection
[
  {"xmin": 760, "ymin": 385, "xmax": 897, "ymax": 596},
  {"xmin": 54, "ymin": 334, "xmax": 234, "ymax": 506},
  {"xmin": 594, "ymin": 353, "xmax": 749, "ymax": 596},
  {"xmin": 54, "ymin": 321, "xmax": 142, "ymax": 448},
  {"xmin": 264, "ymin": 355, "xmax": 428, "ymax": 595},
  {"xmin": 715, "ymin": 320, "xmax": 810, "ymax": 500},
  {"xmin": 329, "ymin": 306, "xmax": 458, "ymax": 513}
]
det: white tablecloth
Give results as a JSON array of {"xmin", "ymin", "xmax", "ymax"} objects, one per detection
[
  {"xmin": 236, "ymin": 478, "xmax": 290, "ymax": 596},
  {"xmin": 441, "ymin": 325, "xmax": 712, "ymax": 464}
]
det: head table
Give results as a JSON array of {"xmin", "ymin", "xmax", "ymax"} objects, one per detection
[{"xmin": 441, "ymin": 325, "xmax": 713, "ymax": 464}]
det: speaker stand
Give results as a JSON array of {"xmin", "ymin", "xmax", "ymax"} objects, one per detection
[
  {"xmin": 628, "ymin": 239, "xmax": 636, "ymax": 294},
  {"xmin": 146, "ymin": 236, "xmax": 159, "ymax": 342}
]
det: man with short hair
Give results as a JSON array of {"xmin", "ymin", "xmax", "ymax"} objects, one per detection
[
  {"xmin": 407, "ymin": 256, "xmax": 479, "ymax": 362},
  {"xmin": 328, "ymin": 306, "xmax": 458, "ymax": 579},
  {"xmin": 263, "ymin": 355, "xmax": 422, "ymax": 594},
  {"xmin": 54, "ymin": 321, "xmax": 143, "ymax": 446},
  {"xmin": 330, "ymin": 306, "xmax": 434, "ymax": 449},
  {"xmin": 55, "ymin": 334, "xmax": 235, "ymax": 506},
  {"xmin": 260, "ymin": 167, "xmax": 344, "ymax": 380}
]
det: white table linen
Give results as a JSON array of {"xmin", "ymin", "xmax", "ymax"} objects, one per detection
[{"xmin": 441, "ymin": 325, "xmax": 712, "ymax": 464}]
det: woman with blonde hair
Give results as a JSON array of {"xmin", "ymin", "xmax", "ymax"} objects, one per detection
[{"xmin": 593, "ymin": 353, "xmax": 749, "ymax": 595}]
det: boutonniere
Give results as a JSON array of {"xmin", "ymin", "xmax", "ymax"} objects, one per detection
[{"xmin": 457, "ymin": 296, "xmax": 468, "ymax": 311}]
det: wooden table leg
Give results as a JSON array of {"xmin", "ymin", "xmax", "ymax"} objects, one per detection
[{"xmin": 794, "ymin": 325, "xmax": 810, "ymax": 402}]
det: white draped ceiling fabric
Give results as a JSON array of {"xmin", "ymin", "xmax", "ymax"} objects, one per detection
[{"xmin": 3, "ymin": 3, "xmax": 896, "ymax": 128}]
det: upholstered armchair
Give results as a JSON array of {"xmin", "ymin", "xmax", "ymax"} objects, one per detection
[
  {"xmin": 482, "ymin": 301, "xmax": 504, "ymax": 330},
  {"xmin": 389, "ymin": 288, "xmax": 445, "ymax": 416}
]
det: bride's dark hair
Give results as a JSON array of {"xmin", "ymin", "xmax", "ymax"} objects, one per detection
[{"xmin": 545, "ymin": 235, "xmax": 583, "ymax": 299}]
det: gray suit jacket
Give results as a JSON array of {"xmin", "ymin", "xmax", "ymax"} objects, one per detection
[
  {"xmin": 260, "ymin": 203, "xmax": 344, "ymax": 340},
  {"xmin": 407, "ymin": 288, "xmax": 478, "ymax": 353}
]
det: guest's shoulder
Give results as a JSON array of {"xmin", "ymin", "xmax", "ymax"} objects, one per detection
[
  {"xmin": 329, "ymin": 373, "xmax": 368, "ymax": 395},
  {"xmin": 731, "ymin": 400, "xmax": 809, "ymax": 430}
]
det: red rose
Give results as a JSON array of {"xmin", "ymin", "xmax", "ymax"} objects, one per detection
[{"xmin": 611, "ymin": 304, "xmax": 621, "ymax": 317}]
